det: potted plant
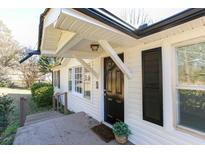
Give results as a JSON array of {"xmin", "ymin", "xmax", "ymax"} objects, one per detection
[{"xmin": 112, "ymin": 121, "xmax": 131, "ymax": 144}]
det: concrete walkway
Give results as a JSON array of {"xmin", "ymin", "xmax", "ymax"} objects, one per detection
[
  {"xmin": 24, "ymin": 111, "xmax": 64, "ymax": 126},
  {"xmin": 14, "ymin": 111, "xmax": 125, "ymax": 145}
]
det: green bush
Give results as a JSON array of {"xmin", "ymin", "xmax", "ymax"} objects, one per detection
[
  {"xmin": 31, "ymin": 82, "xmax": 53, "ymax": 107},
  {"xmin": 0, "ymin": 82, "xmax": 6, "ymax": 87},
  {"xmin": 0, "ymin": 95, "xmax": 14, "ymax": 131},
  {"xmin": 33, "ymin": 86, "xmax": 53, "ymax": 107},
  {"xmin": 112, "ymin": 122, "xmax": 131, "ymax": 137},
  {"xmin": 31, "ymin": 82, "xmax": 51, "ymax": 97},
  {"xmin": 0, "ymin": 120, "xmax": 19, "ymax": 145}
]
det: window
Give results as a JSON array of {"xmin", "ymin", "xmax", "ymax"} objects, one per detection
[
  {"xmin": 53, "ymin": 70, "xmax": 60, "ymax": 88},
  {"xmin": 74, "ymin": 67, "xmax": 83, "ymax": 94},
  {"xmin": 84, "ymin": 67, "xmax": 91, "ymax": 99},
  {"xmin": 176, "ymin": 42, "xmax": 205, "ymax": 134},
  {"xmin": 70, "ymin": 65, "xmax": 91, "ymax": 100},
  {"xmin": 68, "ymin": 68, "xmax": 72, "ymax": 91},
  {"xmin": 57, "ymin": 70, "xmax": 60, "ymax": 88},
  {"xmin": 53, "ymin": 71, "xmax": 57, "ymax": 87}
]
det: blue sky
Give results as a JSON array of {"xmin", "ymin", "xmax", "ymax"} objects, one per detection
[{"xmin": 0, "ymin": 8, "xmax": 185, "ymax": 49}]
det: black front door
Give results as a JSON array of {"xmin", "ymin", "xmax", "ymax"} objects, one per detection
[{"xmin": 104, "ymin": 54, "xmax": 124, "ymax": 124}]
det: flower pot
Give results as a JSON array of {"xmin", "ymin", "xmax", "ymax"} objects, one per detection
[{"xmin": 114, "ymin": 135, "xmax": 128, "ymax": 144}]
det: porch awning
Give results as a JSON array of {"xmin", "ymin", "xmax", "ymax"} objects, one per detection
[{"xmin": 40, "ymin": 8, "xmax": 138, "ymax": 58}]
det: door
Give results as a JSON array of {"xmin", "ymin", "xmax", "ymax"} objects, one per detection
[
  {"xmin": 104, "ymin": 53, "xmax": 124, "ymax": 124},
  {"xmin": 142, "ymin": 47, "xmax": 163, "ymax": 126}
]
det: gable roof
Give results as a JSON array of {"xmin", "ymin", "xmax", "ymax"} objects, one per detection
[{"xmin": 38, "ymin": 8, "xmax": 205, "ymax": 51}]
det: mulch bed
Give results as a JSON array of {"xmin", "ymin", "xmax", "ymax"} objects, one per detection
[{"xmin": 91, "ymin": 123, "xmax": 114, "ymax": 143}]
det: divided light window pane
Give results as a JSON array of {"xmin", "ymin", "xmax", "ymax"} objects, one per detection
[
  {"xmin": 178, "ymin": 89, "xmax": 205, "ymax": 133},
  {"xmin": 68, "ymin": 68, "xmax": 72, "ymax": 91},
  {"xmin": 84, "ymin": 67, "xmax": 91, "ymax": 99},
  {"xmin": 74, "ymin": 67, "xmax": 82, "ymax": 94}
]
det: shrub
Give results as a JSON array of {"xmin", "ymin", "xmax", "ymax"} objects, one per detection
[
  {"xmin": 0, "ymin": 80, "xmax": 12, "ymax": 88},
  {"xmin": 112, "ymin": 122, "xmax": 131, "ymax": 137},
  {"xmin": 0, "ymin": 82, "xmax": 6, "ymax": 87},
  {"xmin": 31, "ymin": 82, "xmax": 51, "ymax": 97},
  {"xmin": 0, "ymin": 95, "xmax": 14, "ymax": 131},
  {"xmin": 0, "ymin": 120, "xmax": 19, "ymax": 145},
  {"xmin": 33, "ymin": 85, "xmax": 53, "ymax": 107}
]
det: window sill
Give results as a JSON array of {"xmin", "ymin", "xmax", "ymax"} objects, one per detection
[{"xmin": 176, "ymin": 125, "xmax": 205, "ymax": 140}]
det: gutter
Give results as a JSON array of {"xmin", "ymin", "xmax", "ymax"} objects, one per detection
[
  {"xmin": 19, "ymin": 9, "xmax": 50, "ymax": 64},
  {"xmin": 135, "ymin": 8, "xmax": 205, "ymax": 37},
  {"xmin": 19, "ymin": 50, "xmax": 40, "ymax": 63},
  {"xmin": 37, "ymin": 8, "xmax": 50, "ymax": 51}
]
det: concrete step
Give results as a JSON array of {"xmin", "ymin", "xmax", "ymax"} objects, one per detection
[{"xmin": 24, "ymin": 111, "xmax": 64, "ymax": 126}]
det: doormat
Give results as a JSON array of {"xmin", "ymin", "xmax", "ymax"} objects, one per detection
[{"xmin": 91, "ymin": 123, "xmax": 114, "ymax": 143}]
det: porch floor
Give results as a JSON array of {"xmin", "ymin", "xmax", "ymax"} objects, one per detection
[{"xmin": 13, "ymin": 111, "xmax": 132, "ymax": 145}]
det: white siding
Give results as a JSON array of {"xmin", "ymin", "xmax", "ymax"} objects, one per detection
[
  {"xmin": 54, "ymin": 58, "xmax": 102, "ymax": 121},
  {"xmin": 53, "ymin": 24, "xmax": 205, "ymax": 144}
]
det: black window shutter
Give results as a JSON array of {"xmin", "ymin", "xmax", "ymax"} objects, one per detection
[{"xmin": 142, "ymin": 47, "xmax": 163, "ymax": 126}]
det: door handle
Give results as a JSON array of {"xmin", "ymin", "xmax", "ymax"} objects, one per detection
[
  {"xmin": 107, "ymin": 98, "xmax": 112, "ymax": 101},
  {"xmin": 104, "ymin": 89, "xmax": 107, "ymax": 96}
]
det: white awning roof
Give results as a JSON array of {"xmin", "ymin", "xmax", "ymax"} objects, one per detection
[{"xmin": 40, "ymin": 8, "xmax": 137, "ymax": 58}]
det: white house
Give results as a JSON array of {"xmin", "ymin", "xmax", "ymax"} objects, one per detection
[{"xmin": 37, "ymin": 8, "xmax": 205, "ymax": 144}]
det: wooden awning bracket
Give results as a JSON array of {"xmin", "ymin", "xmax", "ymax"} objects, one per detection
[
  {"xmin": 74, "ymin": 55, "xmax": 99, "ymax": 79},
  {"xmin": 98, "ymin": 40, "xmax": 132, "ymax": 79}
]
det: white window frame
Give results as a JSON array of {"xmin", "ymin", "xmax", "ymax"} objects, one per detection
[
  {"xmin": 68, "ymin": 68, "xmax": 73, "ymax": 92},
  {"xmin": 74, "ymin": 66, "xmax": 83, "ymax": 96},
  {"xmin": 53, "ymin": 70, "xmax": 60, "ymax": 88},
  {"xmin": 83, "ymin": 65, "xmax": 92, "ymax": 100},
  {"xmin": 70, "ymin": 65, "xmax": 92, "ymax": 100},
  {"xmin": 173, "ymin": 37, "xmax": 205, "ymax": 139}
]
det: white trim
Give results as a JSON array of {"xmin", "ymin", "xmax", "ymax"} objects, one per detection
[
  {"xmin": 100, "ymin": 56, "xmax": 105, "ymax": 122},
  {"xmin": 176, "ymin": 125, "xmax": 205, "ymax": 140},
  {"xmin": 176, "ymin": 85, "xmax": 205, "ymax": 91},
  {"xmin": 68, "ymin": 68, "xmax": 73, "ymax": 92},
  {"xmin": 102, "ymin": 121, "xmax": 113, "ymax": 129},
  {"xmin": 73, "ymin": 66, "xmax": 83, "ymax": 96},
  {"xmin": 172, "ymin": 37, "xmax": 205, "ymax": 138},
  {"xmin": 173, "ymin": 35, "xmax": 205, "ymax": 48},
  {"xmin": 68, "ymin": 65, "xmax": 92, "ymax": 101}
]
